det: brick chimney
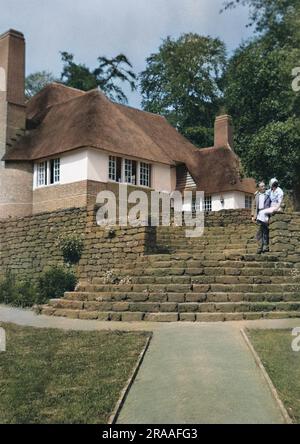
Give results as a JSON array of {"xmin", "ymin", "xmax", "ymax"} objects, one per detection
[
  {"xmin": 214, "ymin": 115, "xmax": 233, "ymax": 150},
  {"xmin": 0, "ymin": 29, "xmax": 26, "ymax": 164},
  {"xmin": 0, "ymin": 29, "xmax": 32, "ymax": 218}
]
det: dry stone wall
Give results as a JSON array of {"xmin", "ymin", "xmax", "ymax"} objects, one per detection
[{"xmin": 0, "ymin": 206, "xmax": 299, "ymax": 284}]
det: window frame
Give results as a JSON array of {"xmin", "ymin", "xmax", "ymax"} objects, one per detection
[
  {"xmin": 245, "ymin": 194, "xmax": 253, "ymax": 209},
  {"xmin": 35, "ymin": 158, "xmax": 60, "ymax": 188},
  {"xmin": 204, "ymin": 195, "xmax": 212, "ymax": 212},
  {"xmin": 139, "ymin": 162, "xmax": 151, "ymax": 187}
]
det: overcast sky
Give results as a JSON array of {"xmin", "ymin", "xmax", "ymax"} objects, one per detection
[{"xmin": 0, "ymin": 0, "xmax": 253, "ymax": 107}]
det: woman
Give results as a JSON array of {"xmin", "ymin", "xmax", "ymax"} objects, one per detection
[{"xmin": 257, "ymin": 178, "xmax": 284, "ymax": 224}]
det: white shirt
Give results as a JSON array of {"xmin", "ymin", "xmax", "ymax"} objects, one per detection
[
  {"xmin": 270, "ymin": 187, "xmax": 284, "ymax": 207},
  {"xmin": 258, "ymin": 193, "xmax": 266, "ymax": 210}
]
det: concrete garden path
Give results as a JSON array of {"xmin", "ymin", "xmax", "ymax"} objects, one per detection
[{"xmin": 1, "ymin": 304, "xmax": 298, "ymax": 424}]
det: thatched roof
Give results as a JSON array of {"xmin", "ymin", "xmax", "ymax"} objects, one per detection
[{"xmin": 3, "ymin": 83, "xmax": 256, "ymax": 194}]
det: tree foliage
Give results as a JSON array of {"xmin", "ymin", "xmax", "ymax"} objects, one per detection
[
  {"xmin": 223, "ymin": 0, "xmax": 300, "ymax": 205},
  {"xmin": 60, "ymin": 52, "xmax": 136, "ymax": 104},
  {"xmin": 25, "ymin": 71, "xmax": 58, "ymax": 98},
  {"xmin": 25, "ymin": 52, "xmax": 137, "ymax": 104},
  {"xmin": 140, "ymin": 33, "xmax": 226, "ymax": 147}
]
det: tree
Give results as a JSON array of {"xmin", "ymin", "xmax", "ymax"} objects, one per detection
[
  {"xmin": 222, "ymin": 0, "xmax": 299, "ymax": 34},
  {"xmin": 60, "ymin": 52, "xmax": 136, "ymax": 104},
  {"xmin": 140, "ymin": 33, "xmax": 226, "ymax": 147},
  {"xmin": 25, "ymin": 71, "xmax": 58, "ymax": 99},
  {"xmin": 223, "ymin": 0, "xmax": 300, "ymax": 207}
]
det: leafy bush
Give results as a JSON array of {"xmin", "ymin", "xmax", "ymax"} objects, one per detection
[
  {"xmin": 0, "ymin": 271, "xmax": 38, "ymax": 308},
  {"xmin": 58, "ymin": 234, "xmax": 84, "ymax": 264},
  {"xmin": 37, "ymin": 266, "xmax": 77, "ymax": 303}
]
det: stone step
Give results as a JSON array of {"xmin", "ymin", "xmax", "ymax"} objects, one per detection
[
  {"xmin": 49, "ymin": 299, "xmax": 300, "ymax": 313},
  {"xmin": 101, "ymin": 267, "xmax": 300, "ymax": 278},
  {"xmin": 126, "ymin": 259, "xmax": 295, "ymax": 269},
  {"xmin": 78, "ymin": 282, "xmax": 300, "ymax": 294},
  {"xmin": 40, "ymin": 306, "xmax": 300, "ymax": 322},
  {"xmin": 63, "ymin": 291, "xmax": 300, "ymax": 303},
  {"xmin": 97, "ymin": 275, "xmax": 300, "ymax": 285},
  {"xmin": 139, "ymin": 253, "xmax": 282, "ymax": 263}
]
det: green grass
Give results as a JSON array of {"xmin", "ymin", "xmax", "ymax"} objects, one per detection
[
  {"xmin": 248, "ymin": 329, "xmax": 300, "ymax": 423},
  {"xmin": 0, "ymin": 322, "xmax": 150, "ymax": 424}
]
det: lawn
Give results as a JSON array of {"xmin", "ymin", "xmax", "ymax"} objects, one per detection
[
  {"xmin": 0, "ymin": 322, "xmax": 150, "ymax": 424},
  {"xmin": 248, "ymin": 329, "xmax": 300, "ymax": 424}
]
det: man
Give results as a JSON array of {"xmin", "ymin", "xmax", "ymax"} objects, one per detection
[{"xmin": 251, "ymin": 181, "xmax": 271, "ymax": 254}]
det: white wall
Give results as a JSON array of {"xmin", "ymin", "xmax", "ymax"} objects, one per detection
[
  {"xmin": 60, "ymin": 150, "xmax": 88, "ymax": 185},
  {"xmin": 211, "ymin": 191, "xmax": 246, "ymax": 211},
  {"xmin": 151, "ymin": 163, "xmax": 173, "ymax": 192},
  {"xmin": 87, "ymin": 149, "xmax": 108, "ymax": 183},
  {"xmin": 34, "ymin": 148, "xmax": 173, "ymax": 191}
]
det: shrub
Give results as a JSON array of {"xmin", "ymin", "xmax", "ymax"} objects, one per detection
[
  {"xmin": 58, "ymin": 234, "xmax": 84, "ymax": 265},
  {"xmin": 0, "ymin": 271, "xmax": 38, "ymax": 308},
  {"xmin": 37, "ymin": 266, "xmax": 77, "ymax": 303}
]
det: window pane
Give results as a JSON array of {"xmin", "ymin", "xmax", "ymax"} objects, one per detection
[
  {"xmin": 54, "ymin": 159, "xmax": 60, "ymax": 183},
  {"xmin": 140, "ymin": 162, "xmax": 151, "ymax": 187},
  {"xmin": 245, "ymin": 195, "xmax": 252, "ymax": 209},
  {"xmin": 124, "ymin": 159, "xmax": 136, "ymax": 185},
  {"xmin": 204, "ymin": 196, "xmax": 212, "ymax": 212},
  {"xmin": 37, "ymin": 162, "xmax": 47, "ymax": 187},
  {"xmin": 109, "ymin": 156, "xmax": 117, "ymax": 181},
  {"xmin": 50, "ymin": 158, "xmax": 60, "ymax": 184},
  {"xmin": 109, "ymin": 156, "xmax": 122, "ymax": 182}
]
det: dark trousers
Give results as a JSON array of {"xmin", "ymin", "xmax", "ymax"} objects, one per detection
[{"xmin": 257, "ymin": 220, "xmax": 269, "ymax": 247}]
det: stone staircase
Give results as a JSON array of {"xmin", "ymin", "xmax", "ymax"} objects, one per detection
[{"xmin": 40, "ymin": 220, "xmax": 300, "ymax": 322}]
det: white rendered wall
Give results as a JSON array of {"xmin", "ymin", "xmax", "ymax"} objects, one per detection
[
  {"xmin": 87, "ymin": 149, "xmax": 108, "ymax": 183},
  {"xmin": 151, "ymin": 163, "xmax": 173, "ymax": 192},
  {"xmin": 211, "ymin": 191, "xmax": 246, "ymax": 211},
  {"xmin": 60, "ymin": 150, "xmax": 88, "ymax": 185},
  {"xmin": 34, "ymin": 148, "xmax": 173, "ymax": 191}
]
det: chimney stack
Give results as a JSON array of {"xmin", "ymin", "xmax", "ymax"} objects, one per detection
[
  {"xmin": 214, "ymin": 115, "xmax": 233, "ymax": 150},
  {"xmin": 0, "ymin": 29, "xmax": 32, "ymax": 219},
  {"xmin": 0, "ymin": 29, "xmax": 26, "ymax": 164}
]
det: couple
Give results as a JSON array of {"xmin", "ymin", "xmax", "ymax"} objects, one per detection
[{"xmin": 251, "ymin": 178, "xmax": 284, "ymax": 254}]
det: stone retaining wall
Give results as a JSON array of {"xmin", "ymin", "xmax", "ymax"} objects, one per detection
[
  {"xmin": 0, "ymin": 205, "xmax": 156, "ymax": 282},
  {"xmin": 0, "ymin": 207, "xmax": 87, "ymax": 282},
  {"xmin": 269, "ymin": 212, "xmax": 300, "ymax": 264},
  {"xmin": 1, "ymin": 207, "xmax": 298, "ymax": 284}
]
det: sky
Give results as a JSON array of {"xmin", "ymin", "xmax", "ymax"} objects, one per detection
[{"xmin": 0, "ymin": 0, "xmax": 254, "ymax": 108}]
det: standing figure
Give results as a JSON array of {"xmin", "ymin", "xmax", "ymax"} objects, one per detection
[{"xmin": 252, "ymin": 181, "xmax": 271, "ymax": 254}]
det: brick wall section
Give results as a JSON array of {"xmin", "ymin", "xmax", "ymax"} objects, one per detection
[{"xmin": 269, "ymin": 213, "xmax": 300, "ymax": 263}]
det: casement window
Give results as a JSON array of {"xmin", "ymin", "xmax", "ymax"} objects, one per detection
[
  {"xmin": 204, "ymin": 195, "xmax": 212, "ymax": 212},
  {"xmin": 108, "ymin": 156, "xmax": 151, "ymax": 187},
  {"xmin": 37, "ymin": 161, "xmax": 47, "ymax": 187},
  {"xmin": 109, "ymin": 156, "xmax": 117, "ymax": 181},
  {"xmin": 139, "ymin": 162, "xmax": 151, "ymax": 187},
  {"xmin": 109, "ymin": 156, "xmax": 122, "ymax": 182},
  {"xmin": 50, "ymin": 158, "xmax": 60, "ymax": 184},
  {"xmin": 245, "ymin": 194, "xmax": 253, "ymax": 209},
  {"xmin": 36, "ymin": 158, "xmax": 60, "ymax": 187},
  {"xmin": 124, "ymin": 159, "xmax": 137, "ymax": 185}
]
